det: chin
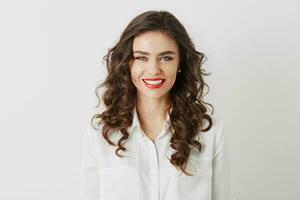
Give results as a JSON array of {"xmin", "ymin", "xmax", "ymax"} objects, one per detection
[{"xmin": 143, "ymin": 90, "xmax": 170, "ymax": 99}]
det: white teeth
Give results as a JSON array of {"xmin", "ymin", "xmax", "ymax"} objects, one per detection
[{"xmin": 143, "ymin": 79, "xmax": 164, "ymax": 85}]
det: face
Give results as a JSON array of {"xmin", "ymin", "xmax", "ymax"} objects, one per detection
[{"xmin": 129, "ymin": 31, "xmax": 180, "ymax": 101}]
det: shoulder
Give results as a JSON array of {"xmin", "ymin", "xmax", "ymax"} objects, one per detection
[
  {"xmin": 201, "ymin": 113, "xmax": 224, "ymax": 139},
  {"xmin": 82, "ymin": 122, "xmax": 99, "ymax": 147},
  {"xmin": 198, "ymin": 114, "xmax": 225, "ymax": 157}
]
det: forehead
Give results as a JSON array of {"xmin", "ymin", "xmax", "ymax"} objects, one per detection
[{"xmin": 132, "ymin": 31, "xmax": 178, "ymax": 54}]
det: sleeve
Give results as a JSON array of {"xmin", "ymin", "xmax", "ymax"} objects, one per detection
[
  {"xmin": 78, "ymin": 126, "xmax": 100, "ymax": 200},
  {"xmin": 211, "ymin": 119, "xmax": 236, "ymax": 200}
]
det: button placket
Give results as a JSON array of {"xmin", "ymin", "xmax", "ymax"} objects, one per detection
[{"xmin": 147, "ymin": 138, "xmax": 160, "ymax": 200}]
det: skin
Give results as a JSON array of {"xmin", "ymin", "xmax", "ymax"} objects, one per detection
[{"xmin": 128, "ymin": 31, "xmax": 180, "ymax": 141}]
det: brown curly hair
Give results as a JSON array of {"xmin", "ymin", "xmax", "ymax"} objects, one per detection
[{"xmin": 91, "ymin": 10, "xmax": 214, "ymax": 176}]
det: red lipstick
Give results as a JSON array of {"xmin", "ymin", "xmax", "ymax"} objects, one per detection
[{"xmin": 142, "ymin": 78, "xmax": 165, "ymax": 89}]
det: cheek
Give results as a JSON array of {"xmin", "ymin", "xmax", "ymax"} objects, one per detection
[
  {"xmin": 169, "ymin": 77, "xmax": 177, "ymax": 87},
  {"xmin": 165, "ymin": 72, "xmax": 178, "ymax": 87},
  {"xmin": 130, "ymin": 67, "xmax": 143, "ymax": 85},
  {"xmin": 168, "ymin": 71, "xmax": 178, "ymax": 81}
]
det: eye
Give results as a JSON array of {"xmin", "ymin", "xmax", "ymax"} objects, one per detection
[
  {"xmin": 134, "ymin": 56, "xmax": 147, "ymax": 61},
  {"xmin": 160, "ymin": 56, "xmax": 173, "ymax": 61}
]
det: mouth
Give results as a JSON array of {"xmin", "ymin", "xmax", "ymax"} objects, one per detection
[{"xmin": 142, "ymin": 79, "xmax": 165, "ymax": 89}]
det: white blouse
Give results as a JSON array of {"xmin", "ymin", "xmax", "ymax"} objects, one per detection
[{"xmin": 79, "ymin": 106, "xmax": 236, "ymax": 200}]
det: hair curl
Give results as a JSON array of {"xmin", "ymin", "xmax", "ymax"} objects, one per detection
[{"xmin": 91, "ymin": 10, "xmax": 214, "ymax": 176}]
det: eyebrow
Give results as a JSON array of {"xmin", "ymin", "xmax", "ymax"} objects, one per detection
[{"xmin": 133, "ymin": 50, "xmax": 176, "ymax": 56}]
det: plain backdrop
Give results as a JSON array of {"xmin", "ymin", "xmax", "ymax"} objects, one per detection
[{"xmin": 0, "ymin": 0, "xmax": 299, "ymax": 199}]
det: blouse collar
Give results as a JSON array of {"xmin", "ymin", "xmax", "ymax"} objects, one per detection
[{"xmin": 129, "ymin": 105, "xmax": 172, "ymax": 140}]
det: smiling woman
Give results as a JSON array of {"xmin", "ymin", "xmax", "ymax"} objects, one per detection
[{"xmin": 79, "ymin": 10, "xmax": 236, "ymax": 200}]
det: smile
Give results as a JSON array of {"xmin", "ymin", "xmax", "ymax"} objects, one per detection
[{"xmin": 142, "ymin": 79, "xmax": 165, "ymax": 89}]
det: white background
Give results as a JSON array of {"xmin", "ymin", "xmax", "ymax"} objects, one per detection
[{"xmin": 0, "ymin": 0, "xmax": 299, "ymax": 199}]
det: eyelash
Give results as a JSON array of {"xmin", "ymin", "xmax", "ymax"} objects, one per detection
[{"xmin": 134, "ymin": 56, "xmax": 173, "ymax": 61}]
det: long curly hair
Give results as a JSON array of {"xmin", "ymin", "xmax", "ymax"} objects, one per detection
[{"xmin": 91, "ymin": 10, "xmax": 214, "ymax": 176}]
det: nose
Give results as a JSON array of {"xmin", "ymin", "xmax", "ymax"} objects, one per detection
[{"xmin": 147, "ymin": 59, "xmax": 161, "ymax": 74}]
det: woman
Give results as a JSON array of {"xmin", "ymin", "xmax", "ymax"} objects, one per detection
[{"xmin": 79, "ymin": 10, "xmax": 235, "ymax": 200}]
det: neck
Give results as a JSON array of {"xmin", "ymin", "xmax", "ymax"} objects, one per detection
[{"xmin": 136, "ymin": 93, "xmax": 171, "ymax": 124}]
